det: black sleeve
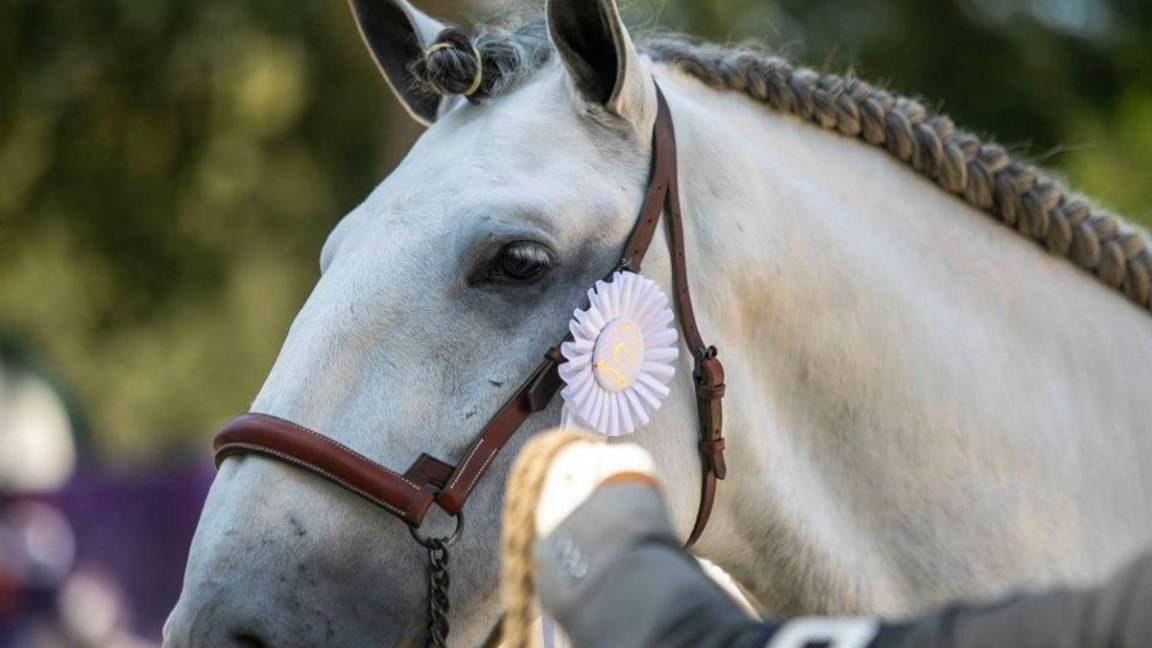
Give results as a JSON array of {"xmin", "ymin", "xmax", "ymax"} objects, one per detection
[
  {"xmin": 534, "ymin": 482, "xmax": 772, "ymax": 648},
  {"xmin": 874, "ymin": 548, "xmax": 1152, "ymax": 648},
  {"xmin": 534, "ymin": 482, "xmax": 1152, "ymax": 648}
]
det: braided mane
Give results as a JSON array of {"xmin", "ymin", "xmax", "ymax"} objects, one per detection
[{"xmin": 412, "ymin": 21, "xmax": 1152, "ymax": 313}]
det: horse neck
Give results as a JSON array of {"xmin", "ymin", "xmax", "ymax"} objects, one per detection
[{"xmin": 659, "ymin": 70, "xmax": 1152, "ymax": 614}]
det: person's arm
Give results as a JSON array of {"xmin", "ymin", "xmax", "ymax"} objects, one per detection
[
  {"xmin": 534, "ymin": 481, "xmax": 772, "ymax": 648},
  {"xmin": 874, "ymin": 547, "xmax": 1152, "ymax": 648},
  {"xmin": 534, "ymin": 477, "xmax": 1152, "ymax": 648}
]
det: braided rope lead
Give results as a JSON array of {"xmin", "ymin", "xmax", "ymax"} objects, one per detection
[
  {"xmin": 643, "ymin": 41, "xmax": 1152, "ymax": 311},
  {"xmin": 426, "ymin": 539, "xmax": 451, "ymax": 648},
  {"xmin": 500, "ymin": 429, "xmax": 599, "ymax": 648}
]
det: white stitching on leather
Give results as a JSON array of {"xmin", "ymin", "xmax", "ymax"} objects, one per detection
[
  {"xmin": 245, "ymin": 413, "xmax": 423, "ymax": 491},
  {"xmin": 456, "ymin": 444, "xmax": 499, "ymax": 497},
  {"xmin": 217, "ymin": 443, "xmax": 416, "ymax": 520},
  {"xmin": 445, "ymin": 438, "xmax": 486, "ymax": 493}
]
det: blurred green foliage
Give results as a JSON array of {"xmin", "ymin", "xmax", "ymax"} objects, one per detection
[{"xmin": 1, "ymin": 0, "xmax": 1149, "ymax": 463}]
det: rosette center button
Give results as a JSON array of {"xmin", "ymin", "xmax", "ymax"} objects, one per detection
[{"xmin": 592, "ymin": 317, "xmax": 644, "ymax": 392}]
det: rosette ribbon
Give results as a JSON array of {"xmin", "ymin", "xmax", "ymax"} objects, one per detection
[{"xmin": 558, "ymin": 271, "xmax": 679, "ymax": 437}]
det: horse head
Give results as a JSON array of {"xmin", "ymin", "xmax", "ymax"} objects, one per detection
[{"xmin": 164, "ymin": 1, "xmax": 707, "ymax": 645}]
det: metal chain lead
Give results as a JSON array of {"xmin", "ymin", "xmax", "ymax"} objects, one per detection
[
  {"xmin": 409, "ymin": 513, "xmax": 462, "ymax": 648},
  {"xmin": 426, "ymin": 539, "xmax": 451, "ymax": 648}
]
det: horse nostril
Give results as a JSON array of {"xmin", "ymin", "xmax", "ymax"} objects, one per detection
[{"xmin": 232, "ymin": 631, "xmax": 268, "ymax": 648}]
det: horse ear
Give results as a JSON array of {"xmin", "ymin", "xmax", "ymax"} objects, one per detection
[
  {"xmin": 347, "ymin": 0, "xmax": 446, "ymax": 126},
  {"xmin": 546, "ymin": 0, "xmax": 652, "ymax": 124}
]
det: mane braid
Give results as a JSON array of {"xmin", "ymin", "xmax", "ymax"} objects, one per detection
[
  {"xmin": 429, "ymin": 23, "xmax": 1152, "ymax": 313},
  {"xmin": 642, "ymin": 37, "xmax": 1152, "ymax": 312}
]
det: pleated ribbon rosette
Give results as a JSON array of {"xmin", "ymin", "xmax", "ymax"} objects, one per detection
[{"xmin": 559, "ymin": 271, "xmax": 679, "ymax": 437}]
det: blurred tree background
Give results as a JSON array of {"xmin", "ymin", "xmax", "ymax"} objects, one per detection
[{"xmin": 1, "ymin": 0, "xmax": 1149, "ymax": 465}]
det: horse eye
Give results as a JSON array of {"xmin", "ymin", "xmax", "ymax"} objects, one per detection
[{"xmin": 485, "ymin": 241, "xmax": 553, "ymax": 285}]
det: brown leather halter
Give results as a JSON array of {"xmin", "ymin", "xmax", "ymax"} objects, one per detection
[{"xmin": 212, "ymin": 83, "xmax": 726, "ymax": 642}]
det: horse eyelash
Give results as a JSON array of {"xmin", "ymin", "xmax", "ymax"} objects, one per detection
[
  {"xmin": 501, "ymin": 242, "xmax": 552, "ymax": 267},
  {"xmin": 467, "ymin": 241, "xmax": 553, "ymax": 287}
]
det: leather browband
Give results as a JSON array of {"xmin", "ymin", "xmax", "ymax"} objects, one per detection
[{"xmin": 213, "ymin": 84, "xmax": 726, "ymax": 547}]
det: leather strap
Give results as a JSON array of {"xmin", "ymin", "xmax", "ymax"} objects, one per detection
[
  {"xmin": 215, "ymin": 413, "xmax": 437, "ymax": 526},
  {"xmin": 620, "ymin": 86, "xmax": 727, "ymax": 547},
  {"xmin": 211, "ymin": 83, "xmax": 726, "ymax": 546},
  {"xmin": 433, "ymin": 346, "xmax": 564, "ymax": 514}
]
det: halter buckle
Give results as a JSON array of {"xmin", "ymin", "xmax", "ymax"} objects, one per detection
[
  {"xmin": 692, "ymin": 350, "xmax": 727, "ymax": 480},
  {"xmin": 693, "ymin": 345, "xmax": 719, "ymax": 364},
  {"xmin": 409, "ymin": 511, "xmax": 465, "ymax": 549}
]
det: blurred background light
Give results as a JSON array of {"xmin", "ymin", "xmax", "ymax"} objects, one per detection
[{"xmin": 0, "ymin": 370, "xmax": 76, "ymax": 494}]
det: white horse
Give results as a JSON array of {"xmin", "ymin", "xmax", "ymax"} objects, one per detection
[{"xmin": 165, "ymin": 0, "xmax": 1152, "ymax": 645}]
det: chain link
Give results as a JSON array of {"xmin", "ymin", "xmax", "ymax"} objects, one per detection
[
  {"xmin": 425, "ymin": 539, "xmax": 451, "ymax": 648},
  {"xmin": 409, "ymin": 513, "xmax": 462, "ymax": 647}
]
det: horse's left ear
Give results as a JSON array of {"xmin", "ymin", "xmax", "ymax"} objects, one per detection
[
  {"xmin": 546, "ymin": 0, "xmax": 653, "ymax": 125},
  {"xmin": 347, "ymin": 0, "xmax": 447, "ymax": 126}
]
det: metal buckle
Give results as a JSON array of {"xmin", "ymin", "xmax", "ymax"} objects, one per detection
[
  {"xmin": 692, "ymin": 345, "xmax": 719, "ymax": 383},
  {"xmin": 409, "ymin": 511, "xmax": 465, "ymax": 549}
]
